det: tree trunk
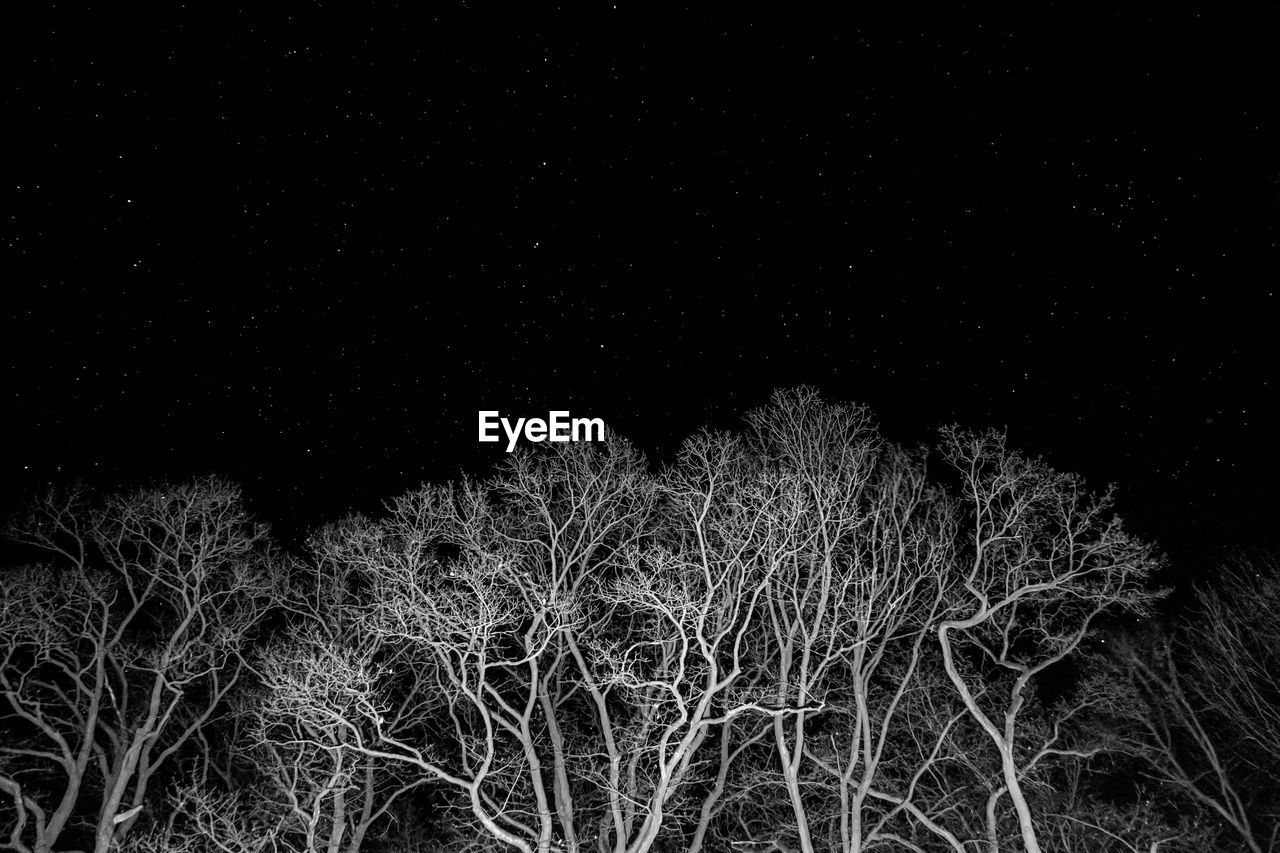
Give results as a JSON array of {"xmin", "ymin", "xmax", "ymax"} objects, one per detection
[{"xmin": 998, "ymin": 745, "xmax": 1042, "ymax": 853}]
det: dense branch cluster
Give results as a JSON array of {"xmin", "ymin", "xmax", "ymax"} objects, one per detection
[{"xmin": 1, "ymin": 390, "xmax": 1274, "ymax": 852}]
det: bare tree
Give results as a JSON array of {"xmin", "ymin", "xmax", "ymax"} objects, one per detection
[
  {"xmin": 1032, "ymin": 756, "xmax": 1216, "ymax": 853},
  {"xmin": 0, "ymin": 480, "xmax": 278, "ymax": 853},
  {"xmin": 735, "ymin": 389, "xmax": 964, "ymax": 853},
  {"xmin": 297, "ymin": 440, "xmax": 660, "ymax": 853},
  {"xmin": 592, "ymin": 429, "xmax": 807, "ymax": 853},
  {"xmin": 1112, "ymin": 557, "xmax": 1280, "ymax": 853},
  {"xmin": 235, "ymin": 534, "xmax": 434, "ymax": 853},
  {"xmin": 0, "ymin": 392, "xmax": 1187, "ymax": 853},
  {"xmin": 936, "ymin": 429, "xmax": 1161, "ymax": 853},
  {"xmin": 687, "ymin": 394, "xmax": 1162, "ymax": 853},
  {"xmin": 114, "ymin": 783, "xmax": 281, "ymax": 853},
  {"xmin": 296, "ymin": 432, "xmax": 844, "ymax": 853},
  {"xmin": 1184, "ymin": 558, "xmax": 1280, "ymax": 800}
]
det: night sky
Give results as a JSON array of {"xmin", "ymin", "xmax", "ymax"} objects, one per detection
[{"xmin": 4, "ymin": 6, "xmax": 1278, "ymax": 573}]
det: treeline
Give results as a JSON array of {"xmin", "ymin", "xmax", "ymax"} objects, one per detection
[{"xmin": 1, "ymin": 389, "xmax": 1276, "ymax": 853}]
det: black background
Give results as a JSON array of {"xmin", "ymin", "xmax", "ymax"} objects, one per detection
[{"xmin": 4, "ymin": 6, "xmax": 1278, "ymax": 579}]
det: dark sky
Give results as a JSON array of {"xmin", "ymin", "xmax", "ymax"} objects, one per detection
[{"xmin": 4, "ymin": 6, "xmax": 1278, "ymax": 571}]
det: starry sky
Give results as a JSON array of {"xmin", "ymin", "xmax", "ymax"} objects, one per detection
[{"xmin": 4, "ymin": 6, "xmax": 1278, "ymax": 570}]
